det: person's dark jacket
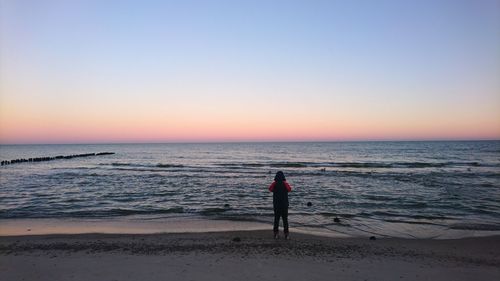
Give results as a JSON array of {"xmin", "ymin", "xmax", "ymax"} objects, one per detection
[{"xmin": 269, "ymin": 180, "xmax": 292, "ymax": 208}]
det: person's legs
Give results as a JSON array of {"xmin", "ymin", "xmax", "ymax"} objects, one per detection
[
  {"xmin": 282, "ymin": 207, "xmax": 289, "ymax": 235},
  {"xmin": 273, "ymin": 206, "xmax": 280, "ymax": 235}
]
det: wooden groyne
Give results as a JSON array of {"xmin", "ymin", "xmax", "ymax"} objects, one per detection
[{"xmin": 1, "ymin": 152, "xmax": 115, "ymax": 166}]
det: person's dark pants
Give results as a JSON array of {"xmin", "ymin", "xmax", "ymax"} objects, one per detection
[{"xmin": 273, "ymin": 206, "xmax": 289, "ymax": 234}]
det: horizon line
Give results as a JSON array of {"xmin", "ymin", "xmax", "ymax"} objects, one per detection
[{"xmin": 1, "ymin": 138, "xmax": 499, "ymax": 146}]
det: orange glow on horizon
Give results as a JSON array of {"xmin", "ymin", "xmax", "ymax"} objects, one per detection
[{"xmin": 1, "ymin": 110, "xmax": 499, "ymax": 144}]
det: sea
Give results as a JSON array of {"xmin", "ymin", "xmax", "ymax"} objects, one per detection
[{"xmin": 1, "ymin": 141, "xmax": 499, "ymax": 238}]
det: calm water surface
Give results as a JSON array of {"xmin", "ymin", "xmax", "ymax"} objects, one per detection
[{"xmin": 1, "ymin": 141, "xmax": 499, "ymax": 238}]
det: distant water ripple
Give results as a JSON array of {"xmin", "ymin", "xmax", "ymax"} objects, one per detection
[{"xmin": 1, "ymin": 141, "xmax": 499, "ymax": 238}]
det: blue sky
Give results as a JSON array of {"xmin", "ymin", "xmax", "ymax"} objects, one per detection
[{"xmin": 1, "ymin": 0, "xmax": 499, "ymax": 143}]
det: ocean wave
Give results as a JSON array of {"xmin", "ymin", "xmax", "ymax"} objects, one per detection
[
  {"xmin": 100, "ymin": 162, "xmax": 186, "ymax": 169},
  {"xmin": 156, "ymin": 164, "xmax": 185, "ymax": 168},
  {"xmin": 218, "ymin": 163, "xmax": 266, "ymax": 167},
  {"xmin": 200, "ymin": 207, "xmax": 229, "ymax": 215},
  {"xmin": 94, "ymin": 161, "xmax": 493, "ymax": 173},
  {"xmin": 217, "ymin": 161, "xmax": 483, "ymax": 169},
  {"xmin": 0, "ymin": 207, "xmax": 186, "ymax": 218},
  {"xmin": 318, "ymin": 212, "xmax": 356, "ymax": 218},
  {"xmin": 449, "ymin": 223, "xmax": 500, "ymax": 231},
  {"xmin": 360, "ymin": 211, "xmax": 447, "ymax": 220},
  {"xmin": 326, "ymin": 161, "xmax": 482, "ymax": 168},
  {"xmin": 383, "ymin": 219, "xmax": 447, "ymax": 226},
  {"xmin": 106, "ymin": 207, "xmax": 185, "ymax": 216},
  {"xmin": 362, "ymin": 194, "xmax": 401, "ymax": 201}
]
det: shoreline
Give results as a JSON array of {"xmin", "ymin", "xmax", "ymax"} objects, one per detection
[
  {"xmin": 1, "ymin": 216, "xmax": 499, "ymax": 239},
  {"xmin": 0, "ymin": 217, "xmax": 271, "ymax": 237},
  {"xmin": 1, "ymin": 230, "xmax": 499, "ymax": 281}
]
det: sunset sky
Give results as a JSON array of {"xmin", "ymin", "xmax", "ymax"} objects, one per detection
[{"xmin": 1, "ymin": 0, "xmax": 499, "ymax": 144}]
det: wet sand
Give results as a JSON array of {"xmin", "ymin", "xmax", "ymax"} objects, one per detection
[{"xmin": 1, "ymin": 230, "xmax": 499, "ymax": 281}]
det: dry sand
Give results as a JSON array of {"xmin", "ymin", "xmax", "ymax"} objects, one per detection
[{"xmin": 1, "ymin": 230, "xmax": 499, "ymax": 281}]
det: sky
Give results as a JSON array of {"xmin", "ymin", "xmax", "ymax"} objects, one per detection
[{"xmin": 0, "ymin": 0, "xmax": 499, "ymax": 144}]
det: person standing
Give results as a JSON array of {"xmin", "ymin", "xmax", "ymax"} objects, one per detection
[{"xmin": 268, "ymin": 171, "xmax": 292, "ymax": 239}]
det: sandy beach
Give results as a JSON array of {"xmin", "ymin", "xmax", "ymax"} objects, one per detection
[{"xmin": 1, "ymin": 230, "xmax": 499, "ymax": 281}]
